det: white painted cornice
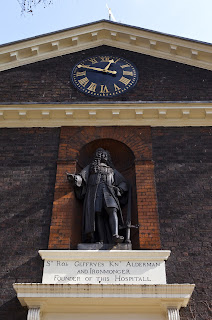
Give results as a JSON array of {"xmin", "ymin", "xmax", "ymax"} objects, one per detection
[
  {"xmin": 39, "ymin": 249, "xmax": 171, "ymax": 261},
  {"xmin": 0, "ymin": 101, "xmax": 212, "ymax": 127},
  {"xmin": 13, "ymin": 283, "xmax": 195, "ymax": 313},
  {"xmin": 0, "ymin": 20, "xmax": 212, "ymax": 72}
]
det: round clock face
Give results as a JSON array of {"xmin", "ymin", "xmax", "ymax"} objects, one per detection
[{"xmin": 71, "ymin": 55, "xmax": 138, "ymax": 98}]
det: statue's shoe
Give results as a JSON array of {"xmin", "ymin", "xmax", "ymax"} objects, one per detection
[
  {"xmin": 113, "ymin": 235, "xmax": 124, "ymax": 243},
  {"xmin": 96, "ymin": 241, "xmax": 104, "ymax": 245}
]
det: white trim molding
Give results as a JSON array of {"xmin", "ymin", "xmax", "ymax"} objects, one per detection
[
  {"xmin": 0, "ymin": 20, "xmax": 212, "ymax": 72},
  {"xmin": 13, "ymin": 283, "xmax": 195, "ymax": 315},
  {"xmin": 0, "ymin": 101, "xmax": 212, "ymax": 127},
  {"xmin": 39, "ymin": 249, "xmax": 171, "ymax": 261}
]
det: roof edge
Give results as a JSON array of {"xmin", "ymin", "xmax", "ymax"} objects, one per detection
[
  {"xmin": 0, "ymin": 20, "xmax": 212, "ymax": 73},
  {"xmin": 1, "ymin": 20, "xmax": 212, "ymax": 48}
]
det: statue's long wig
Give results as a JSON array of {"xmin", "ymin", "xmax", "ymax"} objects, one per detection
[{"xmin": 90, "ymin": 148, "xmax": 114, "ymax": 173}]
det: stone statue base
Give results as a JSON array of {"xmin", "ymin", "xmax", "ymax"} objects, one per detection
[
  {"xmin": 77, "ymin": 243, "xmax": 132, "ymax": 250},
  {"xmin": 39, "ymin": 249, "xmax": 171, "ymax": 285}
]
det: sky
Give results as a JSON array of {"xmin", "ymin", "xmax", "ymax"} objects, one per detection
[{"xmin": 0, "ymin": 0, "xmax": 212, "ymax": 45}]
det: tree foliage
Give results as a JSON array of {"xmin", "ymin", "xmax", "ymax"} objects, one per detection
[{"xmin": 17, "ymin": 0, "xmax": 53, "ymax": 13}]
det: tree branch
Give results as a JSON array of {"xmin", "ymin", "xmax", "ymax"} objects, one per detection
[{"xmin": 17, "ymin": 0, "xmax": 53, "ymax": 14}]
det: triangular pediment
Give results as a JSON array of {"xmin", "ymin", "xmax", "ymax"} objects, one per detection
[{"xmin": 0, "ymin": 20, "xmax": 212, "ymax": 72}]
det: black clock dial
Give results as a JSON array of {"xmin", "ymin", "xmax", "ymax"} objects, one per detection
[{"xmin": 71, "ymin": 55, "xmax": 138, "ymax": 97}]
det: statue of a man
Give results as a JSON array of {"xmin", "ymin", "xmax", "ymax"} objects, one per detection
[{"xmin": 67, "ymin": 148, "xmax": 128, "ymax": 244}]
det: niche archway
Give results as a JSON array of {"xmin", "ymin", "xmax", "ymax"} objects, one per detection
[{"xmin": 48, "ymin": 126, "xmax": 161, "ymax": 251}]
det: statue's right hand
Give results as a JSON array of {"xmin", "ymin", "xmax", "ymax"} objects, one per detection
[
  {"xmin": 66, "ymin": 173, "xmax": 82, "ymax": 187},
  {"xmin": 75, "ymin": 175, "xmax": 83, "ymax": 187}
]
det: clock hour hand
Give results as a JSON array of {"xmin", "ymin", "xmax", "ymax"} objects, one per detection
[
  {"xmin": 78, "ymin": 64, "xmax": 117, "ymax": 75},
  {"xmin": 103, "ymin": 59, "xmax": 114, "ymax": 71}
]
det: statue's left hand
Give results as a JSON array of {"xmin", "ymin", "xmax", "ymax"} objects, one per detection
[
  {"xmin": 115, "ymin": 187, "xmax": 124, "ymax": 197},
  {"xmin": 66, "ymin": 173, "xmax": 75, "ymax": 184}
]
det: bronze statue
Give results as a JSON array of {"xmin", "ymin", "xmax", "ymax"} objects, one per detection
[{"xmin": 67, "ymin": 148, "xmax": 128, "ymax": 244}]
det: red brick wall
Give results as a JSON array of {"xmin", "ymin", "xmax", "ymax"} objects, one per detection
[
  {"xmin": 48, "ymin": 126, "xmax": 161, "ymax": 249},
  {"xmin": 135, "ymin": 161, "xmax": 159, "ymax": 248}
]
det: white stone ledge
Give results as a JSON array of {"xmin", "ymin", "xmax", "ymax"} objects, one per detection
[
  {"xmin": 13, "ymin": 282, "xmax": 195, "ymax": 298},
  {"xmin": 39, "ymin": 250, "xmax": 171, "ymax": 261},
  {"xmin": 13, "ymin": 283, "xmax": 195, "ymax": 314}
]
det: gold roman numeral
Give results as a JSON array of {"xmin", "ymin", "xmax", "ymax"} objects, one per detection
[
  {"xmin": 114, "ymin": 83, "xmax": 121, "ymax": 91},
  {"xmin": 88, "ymin": 58, "xmax": 98, "ymax": 64},
  {"xmin": 100, "ymin": 56, "xmax": 110, "ymax": 62},
  {"xmin": 100, "ymin": 85, "xmax": 109, "ymax": 93},
  {"xmin": 76, "ymin": 71, "xmax": 86, "ymax": 77},
  {"xmin": 120, "ymin": 64, "xmax": 130, "ymax": 69},
  {"xmin": 78, "ymin": 77, "xmax": 89, "ymax": 87},
  {"xmin": 119, "ymin": 76, "xmax": 131, "ymax": 86},
  {"xmin": 87, "ymin": 82, "xmax": 97, "ymax": 92},
  {"xmin": 123, "ymin": 70, "xmax": 133, "ymax": 76}
]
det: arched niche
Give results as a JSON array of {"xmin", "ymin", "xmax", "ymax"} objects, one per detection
[{"xmin": 49, "ymin": 126, "xmax": 160, "ymax": 251}]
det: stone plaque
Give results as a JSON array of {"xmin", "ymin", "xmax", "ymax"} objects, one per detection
[{"xmin": 40, "ymin": 250, "xmax": 170, "ymax": 285}]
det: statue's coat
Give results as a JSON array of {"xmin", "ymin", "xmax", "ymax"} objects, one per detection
[{"xmin": 74, "ymin": 164, "xmax": 128, "ymax": 240}]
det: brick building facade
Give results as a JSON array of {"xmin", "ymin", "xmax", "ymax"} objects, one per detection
[{"xmin": 0, "ymin": 21, "xmax": 211, "ymax": 319}]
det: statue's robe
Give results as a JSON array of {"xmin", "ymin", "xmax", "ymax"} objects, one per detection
[{"xmin": 74, "ymin": 164, "xmax": 128, "ymax": 242}]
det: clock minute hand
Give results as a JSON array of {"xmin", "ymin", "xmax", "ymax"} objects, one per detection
[{"xmin": 78, "ymin": 64, "xmax": 117, "ymax": 75}]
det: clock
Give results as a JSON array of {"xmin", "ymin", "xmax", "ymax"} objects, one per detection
[{"xmin": 71, "ymin": 55, "xmax": 138, "ymax": 97}]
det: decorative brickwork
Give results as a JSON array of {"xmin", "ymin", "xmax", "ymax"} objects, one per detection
[
  {"xmin": 48, "ymin": 126, "xmax": 161, "ymax": 250},
  {"xmin": 152, "ymin": 127, "xmax": 212, "ymax": 320},
  {"xmin": 1, "ymin": 45, "xmax": 212, "ymax": 103},
  {"xmin": 0, "ymin": 128, "xmax": 60, "ymax": 320}
]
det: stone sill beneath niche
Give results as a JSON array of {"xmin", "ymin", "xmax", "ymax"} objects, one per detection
[{"xmin": 13, "ymin": 282, "xmax": 195, "ymax": 312}]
